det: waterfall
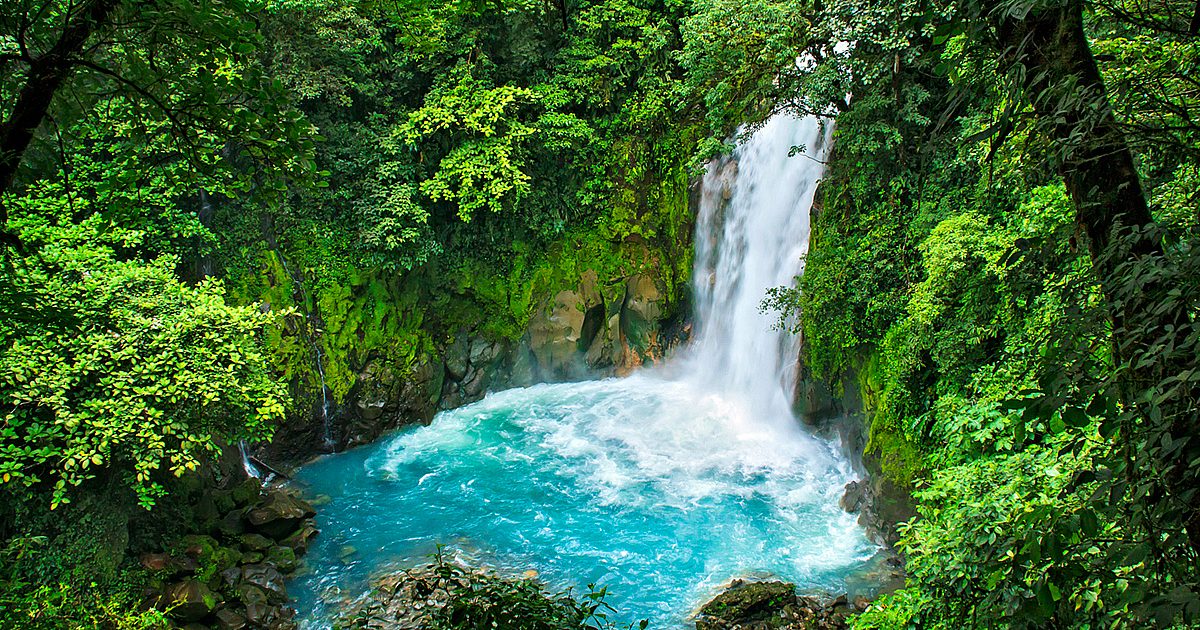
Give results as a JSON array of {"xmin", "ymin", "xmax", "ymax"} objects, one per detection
[
  {"xmin": 687, "ymin": 114, "xmax": 832, "ymax": 422},
  {"xmin": 239, "ymin": 440, "xmax": 262, "ymax": 479},
  {"xmin": 289, "ymin": 114, "xmax": 873, "ymax": 629},
  {"xmin": 313, "ymin": 343, "xmax": 334, "ymax": 450},
  {"xmin": 273, "ymin": 247, "xmax": 336, "ymax": 450}
]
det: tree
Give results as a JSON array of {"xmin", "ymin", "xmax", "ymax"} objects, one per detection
[
  {"xmin": 0, "ymin": 0, "xmax": 317, "ymax": 250},
  {"xmin": 0, "ymin": 111, "xmax": 289, "ymax": 510}
]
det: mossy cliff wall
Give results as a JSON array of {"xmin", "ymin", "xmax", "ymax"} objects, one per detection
[
  {"xmin": 232, "ymin": 156, "xmax": 699, "ymax": 460},
  {"xmin": 793, "ymin": 162, "xmax": 917, "ymax": 548}
]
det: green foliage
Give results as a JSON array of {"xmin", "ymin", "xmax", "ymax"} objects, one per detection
[
  {"xmin": 0, "ymin": 240, "xmax": 285, "ymax": 509},
  {"xmin": 400, "ymin": 69, "xmax": 538, "ymax": 220},
  {"xmin": 343, "ymin": 551, "xmax": 645, "ymax": 630},
  {"xmin": 0, "ymin": 544, "xmax": 169, "ymax": 630},
  {"xmin": 0, "ymin": 486, "xmax": 170, "ymax": 630},
  {"xmin": 208, "ymin": 0, "xmax": 704, "ymax": 408},
  {"xmin": 774, "ymin": 0, "xmax": 1200, "ymax": 625},
  {"xmin": 0, "ymin": 108, "xmax": 288, "ymax": 509},
  {"xmin": 0, "ymin": 0, "xmax": 320, "ymax": 204}
]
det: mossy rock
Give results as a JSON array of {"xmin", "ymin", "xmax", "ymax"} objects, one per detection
[
  {"xmin": 231, "ymin": 477, "xmax": 264, "ymax": 507},
  {"xmin": 177, "ymin": 534, "xmax": 220, "ymax": 561},
  {"xmin": 163, "ymin": 579, "xmax": 223, "ymax": 622},
  {"xmin": 212, "ymin": 489, "xmax": 237, "ymax": 515},
  {"xmin": 695, "ymin": 580, "xmax": 799, "ymax": 630},
  {"xmin": 239, "ymin": 533, "xmax": 274, "ymax": 551},
  {"xmin": 210, "ymin": 546, "xmax": 244, "ymax": 575},
  {"xmin": 264, "ymin": 545, "xmax": 297, "ymax": 573}
]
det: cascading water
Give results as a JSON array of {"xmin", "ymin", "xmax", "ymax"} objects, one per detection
[
  {"xmin": 238, "ymin": 441, "xmax": 262, "ymax": 479},
  {"xmin": 313, "ymin": 344, "xmax": 335, "ymax": 450},
  {"xmin": 270, "ymin": 247, "xmax": 336, "ymax": 450},
  {"xmin": 687, "ymin": 114, "xmax": 831, "ymax": 423},
  {"xmin": 288, "ymin": 115, "xmax": 876, "ymax": 627}
]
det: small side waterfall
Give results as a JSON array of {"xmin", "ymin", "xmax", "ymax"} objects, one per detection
[
  {"xmin": 313, "ymin": 344, "xmax": 334, "ymax": 450},
  {"xmin": 273, "ymin": 247, "xmax": 336, "ymax": 450},
  {"xmin": 688, "ymin": 115, "xmax": 832, "ymax": 421},
  {"xmin": 239, "ymin": 440, "xmax": 262, "ymax": 479}
]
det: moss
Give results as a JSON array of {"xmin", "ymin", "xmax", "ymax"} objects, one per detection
[
  {"xmin": 222, "ymin": 121, "xmax": 699, "ymax": 420},
  {"xmin": 865, "ymin": 422, "xmax": 924, "ymax": 490},
  {"xmin": 850, "ymin": 352, "xmax": 927, "ymax": 489}
]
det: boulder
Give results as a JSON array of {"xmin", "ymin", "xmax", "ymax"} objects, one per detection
[
  {"xmin": 242, "ymin": 563, "xmax": 288, "ymax": 603},
  {"xmin": 265, "ymin": 545, "xmax": 298, "ymax": 573},
  {"xmin": 239, "ymin": 533, "xmax": 274, "ymax": 551},
  {"xmin": 280, "ymin": 522, "xmax": 318, "ymax": 555},
  {"xmin": 579, "ymin": 269, "xmax": 603, "ymax": 307},
  {"xmin": 214, "ymin": 608, "xmax": 248, "ymax": 630},
  {"xmin": 357, "ymin": 399, "xmax": 385, "ymax": 421},
  {"xmin": 462, "ymin": 367, "xmax": 487, "ymax": 398},
  {"xmin": 246, "ymin": 491, "xmax": 316, "ymax": 539},
  {"xmin": 237, "ymin": 583, "xmax": 268, "ymax": 606},
  {"xmin": 244, "ymin": 602, "xmax": 278, "ymax": 627},
  {"xmin": 230, "ymin": 477, "xmax": 264, "ymax": 507},
  {"xmin": 180, "ymin": 534, "xmax": 219, "ymax": 560},
  {"xmin": 164, "ymin": 579, "xmax": 222, "ymax": 622},
  {"xmin": 346, "ymin": 356, "xmax": 446, "ymax": 447},
  {"xmin": 221, "ymin": 566, "xmax": 242, "ymax": 588},
  {"xmin": 696, "ymin": 580, "xmax": 863, "ymax": 630},
  {"xmin": 212, "ymin": 490, "xmax": 237, "ymax": 518},
  {"xmin": 694, "ymin": 580, "xmax": 799, "ymax": 630},
  {"xmin": 218, "ymin": 510, "xmax": 246, "ymax": 537},
  {"xmin": 585, "ymin": 314, "xmax": 616, "ymax": 369}
]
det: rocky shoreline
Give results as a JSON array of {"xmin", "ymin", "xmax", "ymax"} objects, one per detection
[
  {"xmin": 141, "ymin": 477, "xmax": 318, "ymax": 629},
  {"xmin": 695, "ymin": 580, "xmax": 868, "ymax": 630}
]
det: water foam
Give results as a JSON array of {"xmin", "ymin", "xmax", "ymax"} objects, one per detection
[{"xmin": 289, "ymin": 115, "xmax": 876, "ymax": 627}]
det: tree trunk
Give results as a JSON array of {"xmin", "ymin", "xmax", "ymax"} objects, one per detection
[
  {"xmin": 0, "ymin": 0, "xmax": 117, "ymax": 244},
  {"xmin": 996, "ymin": 0, "xmax": 1200, "ymax": 560},
  {"xmin": 997, "ymin": 0, "xmax": 1153, "ymax": 261}
]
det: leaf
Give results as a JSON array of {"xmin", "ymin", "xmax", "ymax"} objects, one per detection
[{"xmin": 1062, "ymin": 407, "xmax": 1089, "ymax": 428}]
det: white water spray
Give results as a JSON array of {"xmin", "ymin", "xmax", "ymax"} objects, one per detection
[
  {"xmin": 239, "ymin": 440, "xmax": 261, "ymax": 479},
  {"xmin": 291, "ymin": 114, "xmax": 872, "ymax": 628},
  {"xmin": 686, "ymin": 114, "xmax": 832, "ymax": 422}
]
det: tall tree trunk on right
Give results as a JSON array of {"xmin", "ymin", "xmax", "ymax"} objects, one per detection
[{"xmin": 996, "ymin": 0, "xmax": 1200, "ymax": 562}]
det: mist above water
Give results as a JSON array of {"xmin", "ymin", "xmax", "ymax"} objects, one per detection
[{"xmin": 289, "ymin": 114, "xmax": 873, "ymax": 628}]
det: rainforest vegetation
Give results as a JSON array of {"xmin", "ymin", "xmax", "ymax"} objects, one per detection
[{"xmin": 0, "ymin": 0, "xmax": 1198, "ymax": 627}]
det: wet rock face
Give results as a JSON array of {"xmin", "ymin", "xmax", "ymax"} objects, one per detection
[
  {"xmin": 525, "ymin": 269, "xmax": 677, "ymax": 381},
  {"xmin": 528, "ymin": 289, "xmax": 588, "ymax": 380},
  {"xmin": 615, "ymin": 273, "xmax": 666, "ymax": 373},
  {"xmin": 246, "ymin": 492, "xmax": 317, "ymax": 539},
  {"xmin": 694, "ymin": 580, "xmax": 868, "ymax": 630},
  {"xmin": 438, "ymin": 335, "xmax": 510, "ymax": 410},
  {"xmin": 341, "ymin": 356, "xmax": 445, "ymax": 449},
  {"xmin": 279, "ymin": 260, "xmax": 685, "ymax": 461},
  {"xmin": 839, "ymin": 475, "xmax": 915, "ymax": 547}
]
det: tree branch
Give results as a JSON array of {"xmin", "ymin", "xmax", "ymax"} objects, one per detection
[{"xmin": 0, "ymin": 0, "xmax": 119, "ymax": 247}]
